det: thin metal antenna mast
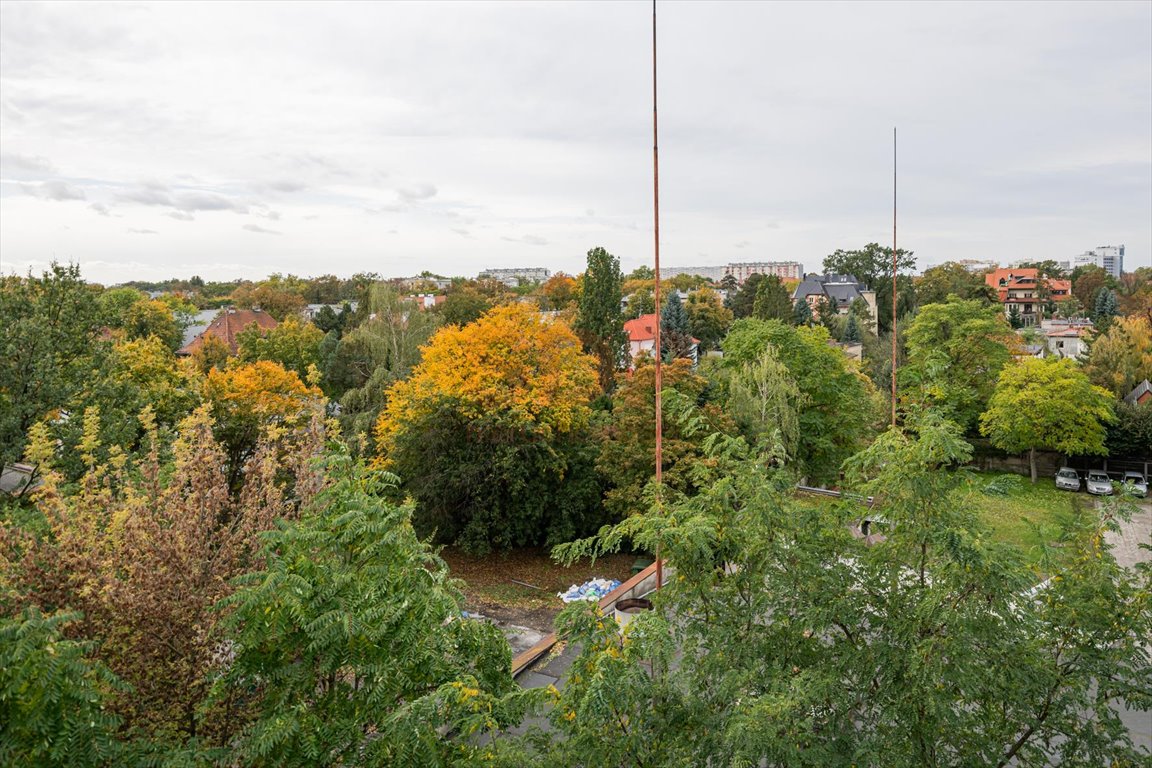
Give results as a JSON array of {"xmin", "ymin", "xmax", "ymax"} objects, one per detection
[
  {"xmin": 652, "ymin": 0, "xmax": 663, "ymax": 590},
  {"xmin": 890, "ymin": 127, "xmax": 897, "ymax": 428}
]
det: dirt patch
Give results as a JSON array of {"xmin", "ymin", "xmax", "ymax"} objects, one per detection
[{"xmin": 442, "ymin": 546, "xmax": 639, "ymax": 633}]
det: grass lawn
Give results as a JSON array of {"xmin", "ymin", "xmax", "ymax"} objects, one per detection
[
  {"xmin": 441, "ymin": 546, "xmax": 638, "ymax": 632},
  {"xmin": 954, "ymin": 471, "xmax": 1089, "ymax": 569}
]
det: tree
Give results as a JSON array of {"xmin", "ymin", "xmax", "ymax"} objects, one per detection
[
  {"xmin": 792, "ymin": 297, "xmax": 813, "ymax": 326},
  {"xmin": 237, "ymin": 316, "xmax": 324, "ymax": 379},
  {"xmin": 230, "ymin": 280, "xmax": 307, "ymax": 321},
  {"xmin": 752, "ymin": 274, "xmax": 793, "ymax": 322},
  {"xmin": 1007, "ymin": 303, "xmax": 1023, "ymax": 329},
  {"xmin": 0, "ymin": 609, "xmax": 126, "ymax": 768},
  {"xmin": 540, "ymin": 272, "xmax": 578, "ymax": 310},
  {"xmin": 122, "ymin": 298, "xmax": 184, "ymax": 351},
  {"xmin": 575, "ymin": 246, "xmax": 629, "ymax": 392},
  {"xmin": 3, "ymin": 408, "xmax": 326, "ymax": 745},
  {"xmin": 375, "ymin": 304, "xmax": 601, "ymax": 552},
  {"xmin": 0, "ymin": 263, "xmax": 108, "ymax": 467},
  {"xmin": 438, "ymin": 287, "xmax": 491, "ymax": 327},
  {"xmin": 107, "ymin": 335, "xmax": 198, "ymax": 426},
  {"xmin": 544, "ymin": 417, "xmax": 1151, "ymax": 767},
  {"xmin": 660, "ymin": 291, "xmax": 695, "ymax": 360},
  {"xmin": 624, "ymin": 287, "xmax": 655, "ymax": 320},
  {"xmin": 721, "ymin": 319, "xmax": 879, "ymax": 483},
  {"xmin": 728, "ymin": 272, "xmax": 765, "ymax": 319},
  {"xmin": 726, "ymin": 346, "xmax": 807, "ymax": 462},
  {"xmin": 901, "ymin": 297, "xmax": 1016, "ymax": 432},
  {"xmin": 1083, "ymin": 315, "xmax": 1152, "ymax": 398},
  {"xmin": 686, "ymin": 287, "xmax": 733, "ymax": 350},
  {"xmin": 1072, "ymin": 265, "xmax": 1112, "ymax": 311},
  {"xmin": 596, "ymin": 358, "xmax": 735, "ymax": 521},
  {"xmin": 1106, "ymin": 401, "xmax": 1152, "ymax": 459},
  {"xmin": 1055, "ymin": 296, "xmax": 1082, "ymax": 320},
  {"xmin": 842, "ymin": 311, "xmax": 861, "ymax": 343},
  {"xmin": 980, "ymin": 357, "xmax": 1115, "ymax": 482},
  {"xmin": 217, "ymin": 453, "xmax": 535, "ymax": 767},
  {"xmin": 190, "ymin": 332, "xmax": 231, "ymax": 375},
  {"xmin": 915, "ymin": 261, "xmax": 998, "ymax": 306},
  {"xmin": 1093, "ymin": 286, "xmax": 1119, "ymax": 329},
  {"xmin": 719, "ymin": 273, "xmax": 739, "ymax": 293},
  {"xmin": 1013, "ymin": 259, "xmax": 1068, "ymax": 279},
  {"xmin": 202, "ymin": 361, "xmax": 324, "ymax": 487},
  {"xmin": 823, "ymin": 243, "xmax": 917, "ymax": 331}
]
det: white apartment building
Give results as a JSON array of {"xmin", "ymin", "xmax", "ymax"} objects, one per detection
[
  {"xmin": 662, "ymin": 261, "xmax": 803, "ymax": 284},
  {"xmin": 1073, "ymin": 245, "xmax": 1124, "ymax": 279},
  {"xmin": 478, "ymin": 267, "xmax": 551, "ymax": 286}
]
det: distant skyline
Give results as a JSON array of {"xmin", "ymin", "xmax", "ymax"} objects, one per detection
[{"xmin": 1, "ymin": 1, "xmax": 1150, "ymax": 284}]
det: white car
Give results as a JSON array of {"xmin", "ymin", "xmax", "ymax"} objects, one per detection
[
  {"xmin": 1054, "ymin": 468, "xmax": 1081, "ymax": 492},
  {"xmin": 1085, "ymin": 471, "xmax": 1113, "ymax": 496},
  {"xmin": 1122, "ymin": 472, "xmax": 1148, "ymax": 498}
]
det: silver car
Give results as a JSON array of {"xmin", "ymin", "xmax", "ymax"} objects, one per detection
[
  {"xmin": 1054, "ymin": 467, "xmax": 1081, "ymax": 492},
  {"xmin": 1122, "ymin": 471, "xmax": 1148, "ymax": 498},
  {"xmin": 1086, "ymin": 471, "xmax": 1113, "ymax": 496}
]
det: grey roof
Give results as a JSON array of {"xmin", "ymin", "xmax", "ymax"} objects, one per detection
[
  {"xmin": 1125, "ymin": 379, "xmax": 1151, "ymax": 406},
  {"xmin": 792, "ymin": 276, "xmax": 827, "ymax": 299},
  {"xmin": 824, "ymin": 283, "xmax": 863, "ymax": 306}
]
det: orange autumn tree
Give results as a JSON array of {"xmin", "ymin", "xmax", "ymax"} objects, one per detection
[
  {"xmin": 375, "ymin": 303, "xmax": 603, "ymax": 553},
  {"xmin": 202, "ymin": 360, "xmax": 323, "ymax": 487}
]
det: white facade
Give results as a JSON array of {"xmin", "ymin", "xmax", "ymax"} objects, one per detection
[
  {"xmin": 1073, "ymin": 245, "xmax": 1124, "ymax": 279},
  {"xmin": 478, "ymin": 267, "xmax": 551, "ymax": 286},
  {"xmin": 661, "ymin": 261, "xmax": 803, "ymax": 284}
]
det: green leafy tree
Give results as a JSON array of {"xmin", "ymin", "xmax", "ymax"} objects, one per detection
[
  {"xmin": 0, "ymin": 608, "xmax": 127, "ymax": 768},
  {"xmin": 1084, "ymin": 316, "xmax": 1152, "ymax": 397},
  {"xmin": 721, "ymin": 319, "xmax": 878, "ymax": 483},
  {"xmin": 726, "ymin": 345, "xmax": 807, "ymax": 462},
  {"xmin": 1072, "ymin": 265, "xmax": 1113, "ymax": 311},
  {"xmin": 0, "ymin": 263, "xmax": 108, "ymax": 467},
  {"xmin": 597, "ymin": 358, "xmax": 735, "ymax": 520},
  {"xmin": 575, "ymin": 246, "xmax": 629, "ymax": 391},
  {"xmin": 1055, "ymin": 296, "xmax": 1082, "ymax": 320},
  {"xmin": 842, "ymin": 312, "xmax": 862, "ymax": 343},
  {"xmin": 1106, "ymin": 401, "xmax": 1152, "ymax": 459},
  {"xmin": 1094, "ymin": 286, "xmax": 1119, "ymax": 330},
  {"xmin": 980, "ymin": 357, "xmax": 1115, "ymax": 482},
  {"xmin": 792, "ymin": 297, "xmax": 813, "ymax": 326},
  {"xmin": 543, "ymin": 416, "xmax": 1151, "ymax": 768},
  {"xmin": 230, "ymin": 280, "xmax": 307, "ymax": 321},
  {"xmin": 728, "ymin": 272, "xmax": 765, "ymax": 319},
  {"xmin": 217, "ymin": 453, "xmax": 537, "ymax": 767},
  {"xmin": 915, "ymin": 261, "xmax": 998, "ymax": 306},
  {"xmin": 1007, "ymin": 303, "xmax": 1023, "ymax": 329},
  {"xmin": 438, "ymin": 287, "xmax": 491, "ymax": 327},
  {"xmin": 823, "ymin": 242, "xmax": 917, "ymax": 331},
  {"xmin": 901, "ymin": 297, "xmax": 1016, "ymax": 432},
  {"xmin": 237, "ymin": 316, "xmax": 324, "ymax": 379},
  {"xmin": 686, "ymin": 287, "xmax": 733, "ymax": 351},
  {"xmin": 752, "ymin": 274, "xmax": 794, "ymax": 322}
]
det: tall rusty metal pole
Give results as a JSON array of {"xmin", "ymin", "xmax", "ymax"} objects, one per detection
[
  {"xmin": 890, "ymin": 127, "xmax": 897, "ymax": 428},
  {"xmin": 652, "ymin": 0, "xmax": 663, "ymax": 590}
]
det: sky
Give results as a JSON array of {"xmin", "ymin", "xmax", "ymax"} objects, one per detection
[{"xmin": 1, "ymin": 0, "xmax": 1150, "ymax": 285}]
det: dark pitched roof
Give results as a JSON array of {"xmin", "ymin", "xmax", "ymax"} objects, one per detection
[
  {"xmin": 1125, "ymin": 379, "xmax": 1152, "ymax": 406},
  {"xmin": 177, "ymin": 308, "xmax": 278, "ymax": 356}
]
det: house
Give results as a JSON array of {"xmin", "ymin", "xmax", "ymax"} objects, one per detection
[
  {"xmin": 985, "ymin": 268, "xmax": 1042, "ymax": 327},
  {"xmin": 1125, "ymin": 380, "xmax": 1152, "ymax": 407},
  {"xmin": 623, "ymin": 313, "xmax": 698, "ymax": 366},
  {"xmin": 792, "ymin": 274, "xmax": 877, "ymax": 322},
  {"xmin": 1042, "ymin": 326, "xmax": 1088, "ymax": 359},
  {"xmin": 1047, "ymin": 279, "xmax": 1073, "ymax": 303},
  {"xmin": 301, "ymin": 302, "xmax": 358, "ymax": 320},
  {"xmin": 176, "ymin": 307, "xmax": 278, "ymax": 356},
  {"xmin": 405, "ymin": 294, "xmax": 446, "ymax": 311}
]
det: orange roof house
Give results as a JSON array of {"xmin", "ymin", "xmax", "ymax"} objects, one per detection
[
  {"xmin": 623, "ymin": 313, "xmax": 698, "ymax": 366},
  {"xmin": 177, "ymin": 308, "xmax": 278, "ymax": 356}
]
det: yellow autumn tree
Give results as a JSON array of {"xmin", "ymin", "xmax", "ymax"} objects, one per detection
[
  {"xmin": 374, "ymin": 303, "xmax": 602, "ymax": 553},
  {"xmin": 1084, "ymin": 315, "xmax": 1152, "ymax": 398},
  {"xmin": 203, "ymin": 360, "xmax": 324, "ymax": 487}
]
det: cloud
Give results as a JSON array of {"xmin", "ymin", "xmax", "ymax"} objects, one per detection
[
  {"xmin": 22, "ymin": 180, "xmax": 86, "ymax": 201},
  {"xmin": 2, "ymin": 153, "xmax": 56, "ymax": 173},
  {"xmin": 117, "ymin": 183, "xmax": 173, "ymax": 206},
  {"xmin": 128, "ymin": 228, "xmax": 158, "ymax": 235},
  {"xmin": 257, "ymin": 180, "xmax": 307, "ymax": 193},
  {"xmin": 88, "ymin": 202, "xmax": 112, "ymax": 216},
  {"xmin": 255, "ymin": 209, "xmax": 281, "ymax": 221},
  {"xmin": 242, "ymin": 223, "xmax": 281, "ymax": 235},
  {"xmin": 397, "ymin": 183, "xmax": 437, "ymax": 202},
  {"xmin": 166, "ymin": 210, "xmax": 194, "ymax": 221},
  {"xmin": 116, "ymin": 183, "xmax": 251, "ymax": 213},
  {"xmin": 450, "ymin": 227, "xmax": 472, "ymax": 238},
  {"xmin": 734, "ymin": 240, "xmax": 751, "ymax": 249},
  {"xmin": 501, "ymin": 234, "xmax": 548, "ymax": 246}
]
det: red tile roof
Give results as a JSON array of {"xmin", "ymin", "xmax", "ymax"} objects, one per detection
[
  {"xmin": 624, "ymin": 313, "xmax": 659, "ymax": 343},
  {"xmin": 177, "ymin": 308, "xmax": 279, "ymax": 356}
]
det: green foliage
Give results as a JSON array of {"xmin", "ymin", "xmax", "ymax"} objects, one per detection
[
  {"xmin": 980, "ymin": 357, "xmax": 1115, "ymax": 481},
  {"xmin": 752, "ymin": 274, "xmax": 793, "ymax": 322},
  {"xmin": 659, "ymin": 291, "xmax": 694, "ymax": 361},
  {"xmin": 686, "ymin": 287, "xmax": 733, "ymax": 351},
  {"xmin": 1094, "ymin": 287, "xmax": 1119, "ymax": 329},
  {"xmin": 545, "ymin": 416, "xmax": 1151, "ymax": 767},
  {"xmin": 726, "ymin": 346, "xmax": 807, "ymax": 462},
  {"xmin": 900, "ymin": 297, "xmax": 1016, "ymax": 432},
  {"xmin": 218, "ymin": 453, "xmax": 540, "ymax": 765},
  {"xmin": 792, "ymin": 297, "xmax": 813, "ymax": 326},
  {"xmin": 237, "ymin": 316, "xmax": 324, "ymax": 379},
  {"xmin": 721, "ymin": 319, "xmax": 878, "ymax": 483},
  {"xmin": 1106, "ymin": 401, "xmax": 1152, "ymax": 459},
  {"xmin": 0, "ymin": 263, "xmax": 108, "ymax": 467},
  {"xmin": 575, "ymin": 246, "xmax": 628, "ymax": 391},
  {"xmin": 823, "ymin": 243, "xmax": 917, "ymax": 332},
  {"xmin": 1008, "ymin": 303, "xmax": 1023, "ymax": 328},
  {"xmin": 915, "ymin": 261, "xmax": 998, "ymax": 306},
  {"xmin": 0, "ymin": 608, "xmax": 126, "ymax": 768},
  {"xmin": 728, "ymin": 272, "xmax": 764, "ymax": 319},
  {"xmin": 597, "ymin": 359, "xmax": 735, "ymax": 520},
  {"xmin": 437, "ymin": 287, "xmax": 491, "ymax": 327},
  {"xmin": 842, "ymin": 311, "xmax": 861, "ymax": 343}
]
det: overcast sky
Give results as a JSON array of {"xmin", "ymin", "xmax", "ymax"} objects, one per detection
[{"xmin": 1, "ymin": 1, "xmax": 1149, "ymax": 285}]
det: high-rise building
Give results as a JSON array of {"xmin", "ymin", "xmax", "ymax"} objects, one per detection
[
  {"xmin": 478, "ymin": 267, "xmax": 551, "ymax": 286},
  {"xmin": 1073, "ymin": 245, "xmax": 1124, "ymax": 279},
  {"xmin": 661, "ymin": 261, "xmax": 803, "ymax": 284}
]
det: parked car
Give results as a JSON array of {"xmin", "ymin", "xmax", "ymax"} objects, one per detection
[
  {"xmin": 1054, "ymin": 467, "xmax": 1081, "ymax": 492},
  {"xmin": 1121, "ymin": 471, "xmax": 1148, "ymax": 498},
  {"xmin": 1085, "ymin": 471, "xmax": 1113, "ymax": 496}
]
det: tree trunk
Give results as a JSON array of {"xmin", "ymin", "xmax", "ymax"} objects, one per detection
[{"xmin": 1029, "ymin": 447, "xmax": 1037, "ymax": 484}]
